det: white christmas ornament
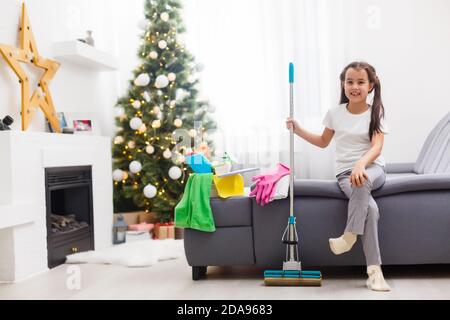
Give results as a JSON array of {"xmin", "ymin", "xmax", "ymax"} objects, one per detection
[
  {"xmin": 143, "ymin": 184, "xmax": 157, "ymax": 198},
  {"xmin": 152, "ymin": 120, "xmax": 161, "ymax": 128},
  {"xmin": 155, "ymin": 74, "xmax": 169, "ymax": 88},
  {"xmin": 149, "ymin": 51, "xmax": 158, "ymax": 59},
  {"xmin": 173, "ymin": 118, "xmax": 182, "ymax": 127},
  {"xmin": 132, "ymin": 100, "xmax": 141, "ymax": 109},
  {"xmin": 129, "ymin": 160, "xmax": 142, "ymax": 174},
  {"xmin": 113, "ymin": 169, "xmax": 124, "ymax": 182},
  {"xmin": 145, "ymin": 145, "xmax": 155, "ymax": 154},
  {"xmin": 163, "ymin": 149, "xmax": 172, "ymax": 159},
  {"xmin": 134, "ymin": 73, "xmax": 150, "ymax": 86},
  {"xmin": 158, "ymin": 40, "xmax": 167, "ymax": 49},
  {"xmin": 138, "ymin": 124, "xmax": 147, "ymax": 133},
  {"xmin": 143, "ymin": 91, "xmax": 151, "ymax": 102},
  {"xmin": 169, "ymin": 100, "xmax": 176, "ymax": 108},
  {"xmin": 187, "ymin": 75, "xmax": 196, "ymax": 83},
  {"xmin": 168, "ymin": 73, "xmax": 176, "ymax": 81},
  {"xmin": 114, "ymin": 136, "xmax": 124, "ymax": 144},
  {"xmin": 168, "ymin": 166, "xmax": 182, "ymax": 180},
  {"xmin": 160, "ymin": 12, "xmax": 169, "ymax": 22},
  {"xmin": 176, "ymin": 88, "xmax": 190, "ymax": 101},
  {"xmin": 128, "ymin": 141, "xmax": 136, "ymax": 149},
  {"xmin": 153, "ymin": 106, "xmax": 161, "ymax": 114},
  {"xmin": 130, "ymin": 117, "xmax": 143, "ymax": 130},
  {"xmin": 138, "ymin": 19, "xmax": 150, "ymax": 30}
]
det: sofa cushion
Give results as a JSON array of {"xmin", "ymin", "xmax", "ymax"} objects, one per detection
[
  {"xmin": 210, "ymin": 196, "xmax": 252, "ymax": 227},
  {"xmin": 293, "ymin": 174, "xmax": 450, "ymax": 199},
  {"xmin": 294, "ymin": 179, "xmax": 346, "ymax": 199}
]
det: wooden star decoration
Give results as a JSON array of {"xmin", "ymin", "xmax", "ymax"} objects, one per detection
[{"xmin": 0, "ymin": 3, "xmax": 61, "ymax": 132}]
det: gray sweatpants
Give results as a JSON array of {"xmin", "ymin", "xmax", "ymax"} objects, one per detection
[{"xmin": 336, "ymin": 164, "xmax": 386, "ymax": 266}]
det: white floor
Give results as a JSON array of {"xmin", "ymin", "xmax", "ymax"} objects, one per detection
[{"xmin": 2, "ymin": 255, "xmax": 450, "ymax": 300}]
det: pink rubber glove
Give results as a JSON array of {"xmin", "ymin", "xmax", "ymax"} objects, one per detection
[{"xmin": 249, "ymin": 163, "xmax": 290, "ymax": 206}]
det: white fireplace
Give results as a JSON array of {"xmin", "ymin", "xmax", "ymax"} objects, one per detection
[{"xmin": 0, "ymin": 131, "xmax": 113, "ymax": 283}]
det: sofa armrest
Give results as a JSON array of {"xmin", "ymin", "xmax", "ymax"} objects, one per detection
[
  {"xmin": 385, "ymin": 162, "xmax": 416, "ymax": 174},
  {"xmin": 373, "ymin": 173, "xmax": 450, "ymax": 197}
]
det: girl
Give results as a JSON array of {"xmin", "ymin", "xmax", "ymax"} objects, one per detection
[{"xmin": 286, "ymin": 61, "xmax": 390, "ymax": 292}]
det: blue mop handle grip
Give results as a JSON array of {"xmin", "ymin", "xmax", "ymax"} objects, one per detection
[{"xmin": 289, "ymin": 63, "xmax": 294, "ymax": 83}]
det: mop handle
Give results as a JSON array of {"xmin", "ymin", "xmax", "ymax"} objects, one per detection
[{"xmin": 289, "ymin": 63, "xmax": 294, "ymax": 218}]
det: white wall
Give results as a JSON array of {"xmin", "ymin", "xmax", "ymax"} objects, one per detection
[
  {"xmin": 2, "ymin": 0, "xmax": 448, "ymax": 164},
  {"xmin": 115, "ymin": 0, "xmax": 450, "ymax": 166},
  {"xmin": 338, "ymin": 0, "xmax": 450, "ymax": 163}
]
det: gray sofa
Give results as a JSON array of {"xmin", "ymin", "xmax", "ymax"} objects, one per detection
[{"xmin": 184, "ymin": 112, "xmax": 450, "ymax": 280}]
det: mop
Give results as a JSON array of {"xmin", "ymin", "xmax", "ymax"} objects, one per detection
[{"xmin": 263, "ymin": 63, "xmax": 322, "ymax": 286}]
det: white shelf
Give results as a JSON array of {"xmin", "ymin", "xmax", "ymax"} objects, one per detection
[{"xmin": 52, "ymin": 41, "xmax": 118, "ymax": 71}]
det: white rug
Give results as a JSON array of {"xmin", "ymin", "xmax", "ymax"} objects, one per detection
[{"xmin": 66, "ymin": 239, "xmax": 185, "ymax": 267}]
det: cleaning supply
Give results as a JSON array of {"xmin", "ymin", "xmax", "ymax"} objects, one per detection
[
  {"xmin": 264, "ymin": 63, "xmax": 322, "ymax": 286},
  {"xmin": 174, "ymin": 173, "xmax": 215, "ymax": 232},
  {"xmin": 213, "ymin": 152, "xmax": 234, "ymax": 176},
  {"xmin": 213, "ymin": 174, "xmax": 244, "ymax": 198},
  {"xmin": 249, "ymin": 163, "xmax": 290, "ymax": 205},
  {"xmin": 248, "ymin": 165, "xmax": 289, "ymax": 206},
  {"xmin": 186, "ymin": 153, "xmax": 212, "ymax": 173},
  {"xmin": 270, "ymin": 174, "xmax": 290, "ymax": 201}
]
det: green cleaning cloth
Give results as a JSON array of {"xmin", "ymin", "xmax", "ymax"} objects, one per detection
[{"xmin": 175, "ymin": 173, "xmax": 215, "ymax": 232}]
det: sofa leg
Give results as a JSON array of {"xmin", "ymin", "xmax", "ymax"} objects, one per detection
[{"xmin": 192, "ymin": 266, "xmax": 207, "ymax": 280}]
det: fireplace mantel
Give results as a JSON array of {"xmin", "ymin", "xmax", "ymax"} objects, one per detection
[{"xmin": 0, "ymin": 131, "xmax": 113, "ymax": 282}]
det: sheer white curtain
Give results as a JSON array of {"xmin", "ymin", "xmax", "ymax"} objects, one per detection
[{"xmin": 183, "ymin": 0, "xmax": 346, "ymax": 179}]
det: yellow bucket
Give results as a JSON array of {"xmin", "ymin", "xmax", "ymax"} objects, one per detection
[{"xmin": 212, "ymin": 174, "xmax": 244, "ymax": 198}]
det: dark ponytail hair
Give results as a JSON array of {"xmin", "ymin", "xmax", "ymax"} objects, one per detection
[{"xmin": 339, "ymin": 61, "xmax": 385, "ymax": 141}]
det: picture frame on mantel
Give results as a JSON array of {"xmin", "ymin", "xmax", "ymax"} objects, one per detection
[{"xmin": 64, "ymin": 112, "xmax": 102, "ymax": 136}]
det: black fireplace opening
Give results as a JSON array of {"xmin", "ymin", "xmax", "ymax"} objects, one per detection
[{"xmin": 45, "ymin": 166, "xmax": 95, "ymax": 268}]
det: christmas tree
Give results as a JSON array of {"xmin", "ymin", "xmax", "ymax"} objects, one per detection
[{"xmin": 112, "ymin": 0, "xmax": 216, "ymax": 222}]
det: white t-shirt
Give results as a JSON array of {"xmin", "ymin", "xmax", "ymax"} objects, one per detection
[{"xmin": 322, "ymin": 104, "xmax": 388, "ymax": 177}]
